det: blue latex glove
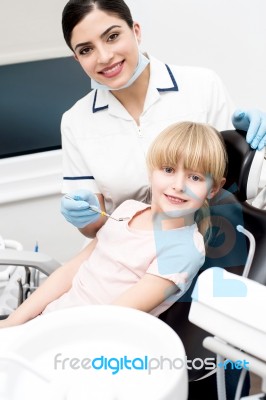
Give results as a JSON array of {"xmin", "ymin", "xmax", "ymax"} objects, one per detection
[
  {"xmin": 61, "ymin": 189, "xmax": 100, "ymax": 228},
  {"xmin": 232, "ymin": 109, "xmax": 266, "ymax": 150}
]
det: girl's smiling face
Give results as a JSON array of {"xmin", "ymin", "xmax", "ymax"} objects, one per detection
[
  {"xmin": 71, "ymin": 9, "xmax": 141, "ymax": 89},
  {"xmin": 150, "ymin": 160, "xmax": 219, "ymax": 220}
]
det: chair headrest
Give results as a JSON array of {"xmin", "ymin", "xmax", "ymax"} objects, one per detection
[{"xmin": 221, "ymin": 129, "xmax": 264, "ymax": 201}]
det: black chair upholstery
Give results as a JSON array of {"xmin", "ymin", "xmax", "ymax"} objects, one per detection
[
  {"xmin": 222, "ymin": 129, "xmax": 262, "ymax": 202},
  {"xmin": 159, "ymin": 129, "xmax": 266, "ymax": 382}
]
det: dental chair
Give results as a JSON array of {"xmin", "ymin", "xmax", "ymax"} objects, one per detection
[
  {"xmin": 158, "ymin": 129, "xmax": 266, "ymax": 398},
  {"xmin": 0, "ymin": 249, "xmax": 60, "ymax": 317},
  {"xmin": 0, "ymin": 129, "xmax": 265, "ymax": 398}
]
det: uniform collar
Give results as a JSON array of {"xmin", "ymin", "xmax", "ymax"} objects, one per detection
[{"xmin": 92, "ymin": 54, "xmax": 179, "ymax": 114}]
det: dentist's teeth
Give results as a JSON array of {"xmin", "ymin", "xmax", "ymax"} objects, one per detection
[{"xmin": 102, "ymin": 62, "xmax": 122, "ymax": 75}]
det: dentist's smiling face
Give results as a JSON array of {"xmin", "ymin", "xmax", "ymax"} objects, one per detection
[
  {"xmin": 150, "ymin": 160, "xmax": 216, "ymax": 221},
  {"xmin": 71, "ymin": 9, "xmax": 141, "ymax": 90}
]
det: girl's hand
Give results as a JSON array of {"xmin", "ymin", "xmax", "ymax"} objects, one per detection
[{"xmin": 0, "ymin": 317, "xmax": 12, "ymax": 329}]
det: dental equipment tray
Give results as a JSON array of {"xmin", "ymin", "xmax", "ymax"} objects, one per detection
[{"xmin": 188, "ymin": 267, "xmax": 266, "ymax": 363}]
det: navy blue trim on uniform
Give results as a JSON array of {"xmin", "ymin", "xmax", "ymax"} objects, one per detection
[
  {"xmin": 63, "ymin": 176, "xmax": 95, "ymax": 180},
  {"xmin": 92, "ymin": 63, "xmax": 178, "ymax": 112},
  {"xmin": 157, "ymin": 64, "xmax": 179, "ymax": 92},
  {"xmin": 92, "ymin": 90, "xmax": 109, "ymax": 113}
]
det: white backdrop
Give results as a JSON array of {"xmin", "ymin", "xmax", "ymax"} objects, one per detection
[
  {"xmin": 0, "ymin": 0, "xmax": 265, "ymax": 109},
  {"xmin": 127, "ymin": 0, "xmax": 266, "ymax": 110}
]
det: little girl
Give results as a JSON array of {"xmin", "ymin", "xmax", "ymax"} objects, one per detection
[{"xmin": 0, "ymin": 121, "xmax": 226, "ymax": 326}]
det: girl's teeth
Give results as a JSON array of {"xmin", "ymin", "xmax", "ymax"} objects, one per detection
[{"xmin": 168, "ymin": 196, "xmax": 185, "ymax": 203}]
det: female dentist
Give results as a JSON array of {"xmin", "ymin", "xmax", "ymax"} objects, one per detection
[{"xmin": 60, "ymin": 0, "xmax": 266, "ymax": 239}]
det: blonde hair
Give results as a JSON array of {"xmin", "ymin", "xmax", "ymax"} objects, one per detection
[{"xmin": 146, "ymin": 121, "xmax": 228, "ymax": 241}]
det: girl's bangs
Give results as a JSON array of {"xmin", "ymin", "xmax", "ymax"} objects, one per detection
[
  {"xmin": 147, "ymin": 123, "xmax": 227, "ymax": 184},
  {"xmin": 149, "ymin": 131, "xmax": 213, "ymax": 173}
]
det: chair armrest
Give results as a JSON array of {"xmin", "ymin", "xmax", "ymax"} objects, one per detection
[{"xmin": 0, "ymin": 250, "xmax": 60, "ymax": 276}]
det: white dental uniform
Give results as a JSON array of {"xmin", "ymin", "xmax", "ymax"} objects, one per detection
[{"xmin": 61, "ymin": 54, "xmax": 234, "ymax": 213}]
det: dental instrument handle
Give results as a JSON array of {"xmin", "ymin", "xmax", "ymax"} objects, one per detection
[{"xmin": 88, "ymin": 205, "xmax": 129, "ymax": 222}]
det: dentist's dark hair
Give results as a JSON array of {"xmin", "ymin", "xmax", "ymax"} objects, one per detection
[{"xmin": 62, "ymin": 0, "xmax": 134, "ymax": 51}]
